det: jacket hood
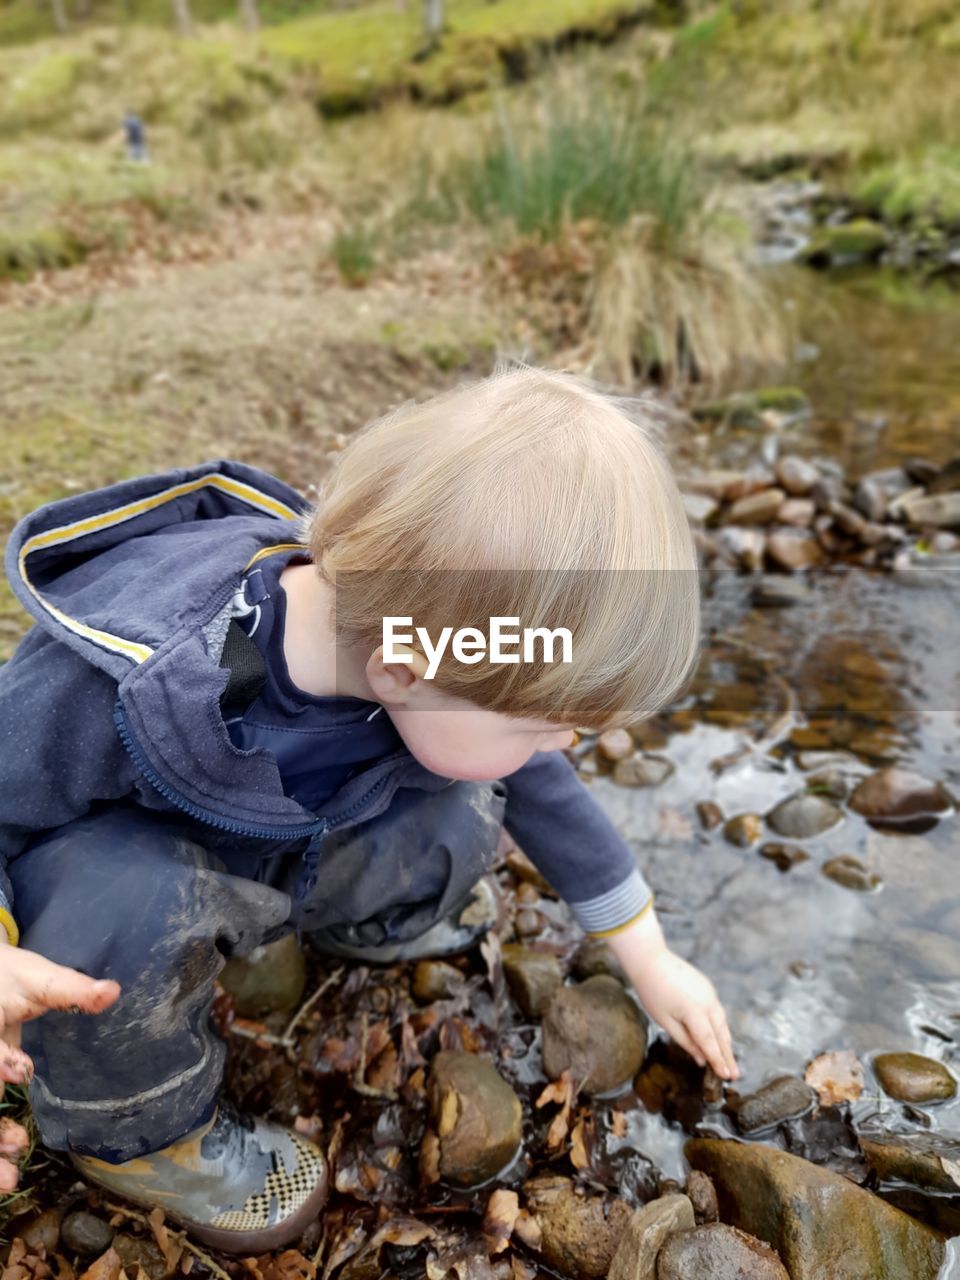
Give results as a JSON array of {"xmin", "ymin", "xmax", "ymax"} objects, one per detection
[{"xmin": 5, "ymin": 459, "xmax": 310, "ymax": 682}]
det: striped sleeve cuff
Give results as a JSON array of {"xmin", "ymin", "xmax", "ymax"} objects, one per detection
[
  {"xmin": 567, "ymin": 869, "xmax": 654, "ymax": 938},
  {"xmin": 0, "ymin": 895, "xmax": 18, "ymax": 946}
]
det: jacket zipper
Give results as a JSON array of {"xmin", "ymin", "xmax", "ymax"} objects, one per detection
[{"xmin": 114, "ymin": 701, "xmax": 333, "ymax": 841}]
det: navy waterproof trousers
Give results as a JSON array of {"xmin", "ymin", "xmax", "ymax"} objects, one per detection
[{"xmin": 8, "ymin": 780, "xmax": 506, "ymax": 1162}]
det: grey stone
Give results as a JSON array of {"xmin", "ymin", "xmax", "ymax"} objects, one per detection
[
  {"xmin": 608, "ymin": 1194, "xmax": 695, "ymax": 1280},
  {"xmin": 766, "ymin": 793, "xmax": 843, "ymax": 839},
  {"xmin": 731, "ymin": 1075, "xmax": 817, "ymax": 1133},
  {"xmin": 62, "ymin": 1212, "xmax": 114, "ymax": 1257},
  {"xmin": 657, "ymin": 1223, "xmax": 789, "ymax": 1279},
  {"xmin": 542, "ymin": 976, "xmax": 647, "ymax": 1095}
]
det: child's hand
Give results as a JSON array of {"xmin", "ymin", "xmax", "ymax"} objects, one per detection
[
  {"xmin": 0, "ymin": 935, "xmax": 120, "ymax": 1190},
  {"xmin": 603, "ymin": 906, "xmax": 740, "ymax": 1082}
]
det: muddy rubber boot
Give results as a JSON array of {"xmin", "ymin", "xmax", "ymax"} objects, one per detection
[
  {"xmin": 72, "ymin": 1102, "xmax": 328, "ymax": 1254},
  {"xmin": 309, "ymin": 876, "xmax": 503, "ymax": 964}
]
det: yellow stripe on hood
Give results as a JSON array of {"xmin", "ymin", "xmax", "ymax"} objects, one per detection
[{"xmin": 18, "ymin": 474, "xmax": 301, "ymax": 666}]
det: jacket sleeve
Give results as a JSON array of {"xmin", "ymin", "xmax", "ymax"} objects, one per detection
[
  {"xmin": 503, "ymin": 749, "xmax": 653, "ymax": 937},
  {"xmin": 0, "ymin": 625, "xmax": 139, "ymax": 943}
]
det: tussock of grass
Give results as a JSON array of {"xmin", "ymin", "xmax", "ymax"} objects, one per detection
[{"xmin": 411, "ymin": 77, "xmax": 784, "ymax": 386}]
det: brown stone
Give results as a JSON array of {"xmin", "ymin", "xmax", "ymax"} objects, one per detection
[
  {"xmin": 501, "ymin": 944, "xmax": 564, "ymax": 1018},
  {"xmin": 766, "ymin": 530, "xmax": 825, "ymax": 570},
  {"xmin": 777, "ymin": 497, "xmax": 816, "ymax": 527},
  {"xmin": 723, "ymin": 813, "xmax": 764, "ymax": 847},
  {"xmin": 597, "ymin": 728, "xmax": 634, "ymax": 763},
  {"xmin": 426, "ymin": 1052, "xmax": 522, "ymax": 1188},
  {"xmin": 873, "ymin": 1052, "xmax": 957, "ymax": 1103},
  {"xmin": 608, "ymin": 1194, "xmax": 695, "ymax": 1280},
  {"xmin": 685, "ymin": 1138, "xmax": 946, "ymax": 1280},
  {"xmin": 524, "ymin": 1176, "xmax": 633, "ymax": 1280},
  {"xmin": 723, "ymin": 488, "xmax": 787, "ymax": 526},
  {"xmin": 542, "ymin": 976, "xmax": 647, "ymax": 1094},
  {"xmin": 657, "ymin": 1223, "xmax": 789, "ymax": 1279},
  {"xmin": 850, "ymin": 766, "xmax": 953, "ymax": 831},
  {"xmin": 775, "ymin": 456, "xmax": 820, "ymax": 496}
]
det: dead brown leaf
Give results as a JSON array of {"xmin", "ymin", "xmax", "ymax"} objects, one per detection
[
  {"xmin": 804, "ymin": 1050, "xmax": 864, "ymax": 1106},
  {"xmin": 536, "ymin": 1069, "xmax": 575, "ymax": 1151},
  {"xmin": 483, "ymin": 1190, "xmax": 520, "ymax": 1255},
  {"xmin": 77, "ymin": 1248, "xmax": 122, "ymax": 1280}
]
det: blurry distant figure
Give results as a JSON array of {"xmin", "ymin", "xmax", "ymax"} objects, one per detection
[{"xmin": 123, "ymin": 112, "xmax": 149, "ymax": 164}]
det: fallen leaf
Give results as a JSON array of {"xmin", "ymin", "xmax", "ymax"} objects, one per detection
[
  {"xmin": 536, "ymin": 1070, "xmax": 575, "ymax": 1151},
  {"xmin": 941, "ymin": 1157, "xmax": 960, "ymax": 1190},
  {"xmin": 805, "ymin": 1050, "xmax": 864, "ymax": 1105},
  {"xmin": 569, "ymin": 1116, "xmax": 590, "ymax": 1171},
  {"xmin": 610, "ymin": 1110, "xmax": 628, "ymax": 1139},
  {"xmin": 78, "ymin": 1248, "xmax": 122, "ymax": 1280},
  {"xmin": 483, "ymin": 1189, "xmax": 520, "ymax": 1254},
  {"xmin": 513, "ymin": 1212, "xmax": 542, "ymax": 1251}
]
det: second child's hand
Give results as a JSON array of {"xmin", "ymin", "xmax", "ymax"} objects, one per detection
[{"xmin": 605, "ymin": 907, "xmax": 740, "ymax": 1081}]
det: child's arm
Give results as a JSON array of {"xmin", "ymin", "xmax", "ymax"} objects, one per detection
[
  {"xmin": 604, "ymin": 904, "xmax": 739, "ymax": 1080},
  {"xmin": 503, "ymin": 749, "xmax": 739, "ymax": 1081}
]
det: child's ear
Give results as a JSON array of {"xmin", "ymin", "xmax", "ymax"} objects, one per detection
[{"xmin": 365, "ymin": 645, "xmax": 429, "ymax": 703}]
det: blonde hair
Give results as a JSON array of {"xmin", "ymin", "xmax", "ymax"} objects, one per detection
[{"xmin": 305, "ymin": 364, "xmax": 699, "ymax": 729}]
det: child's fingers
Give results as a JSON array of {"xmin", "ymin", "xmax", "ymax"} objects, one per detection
[
  {"xmin": 664, "ymin": 1017, "xmax": 705, "ymax": 1068},
  {"xmin": 710, "ymin": 1008, "xmax": 739, "ymax": 1079},
  {"xmin": 20, "ymin": 958, "xmax": 121, "ymax": 1020},
  {"xmin": 0, "ymin": 1041, "xmax": 33, "ymax": 1086},
  {"xmin": 0, "ymin": 1117, "xmax": 29, "ymax": 1157},
  {"xmin": 685, "ymin": 1012, "xmax": 728, "ymax": 1079},
  {"xmin": 0, "ymin": 1156, "xmax": 20, "ymax": 1193}
]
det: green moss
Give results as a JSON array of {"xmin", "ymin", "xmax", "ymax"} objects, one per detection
[
  {"xmin": 856, "ymin": 150, "xmax": 960, "ymax": 230},
  {"xmin": 693, "ymin": 386, "xmax": 810, "ymax": 426},
  {"xmin": 801, "ymin": 219, "xmax": 890, "ymax": 267}
]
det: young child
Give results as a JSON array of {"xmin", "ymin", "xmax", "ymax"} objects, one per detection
[{"xmin": 0, "ymin": 366, "xmax": 738, "ymax": 1252}]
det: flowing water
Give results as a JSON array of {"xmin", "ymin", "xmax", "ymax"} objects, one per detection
[{"xmin": 597, "ymin": 267, "xmax": 960, "ymax": 1238}]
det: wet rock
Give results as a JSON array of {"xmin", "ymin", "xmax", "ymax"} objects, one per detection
[
  {"xmin": 613, "ymin": 756, "xmax": 674, "ymax": 788},
  {"xmin": 811, "ymin": 474, "xmax": 849, "ymax": 512},
  {"xmin": 501, "ymin": 944, "xmax": 563, "ymax": 1018},
  {"xmin": 219, "ymin": 932, "xmax": 306, "ymax": 1017},
  {"xmin": 900, "ymin": 492, "xmax": 960, "ymax": 528},
  {"xmin": 111, "ymin": 1234, "xmax": 170, "ymax": 1280},
  {"xmin": 776, "ymin": 497, "xmax": 816, "ymax": 527},
  {"xmin": 685, "ymin": 1137, "xmax": 946, "ymax": 1279},
  {"xmin": 723, "ymin": 488, "xmax": 787, "ymax": 526},
  {"xmin": 62, "ymin": 1211, "xmax": 114, "ymax": 1256},
  {"xmin": 724, "ymin": 814, "xmax": 764, "ymax": 847},
  {"xmin": 928, "ymin": 456, "xmax": 960, "ymax": 495},
  {"xmin": 19, "ymin": 1208, "xmax": 62, "ymax": 1254},
  {"xmin": 873, "ymin": 1053, "xmax": 957, "ymax": 1104},
  {"xmin": 607, "ymin": 1194, "xmax": 695, "ymax": 1280},
  {"xmin": 598, "ymin": 728, "xmax": 634, "ymax": 763},
  {"xmin": 858, "ymin": 1130, "xmax": 960, "ymax": 1192},
  {"xmin": 823, "ymin": 855, "xmax": 881, "ymax": 892},
  {"xmin": 571, "ymin": 938, "xmax": 627, "ymax": 985},
  {"xmin": 802, "ymin": 219, "xmax": 889, "ymax": 267},
  {"xmin": 775, "ymin": 456, "xmax": 820, "ymax": 496},
  {"xmin": 506, "ymin": 849, "xmax": 554, "ymax": 895},
  {"xmin": 849, "ymin": 766, "xmax": 953, "ymax": 831},
  {"xmin": 765, "ymin": 530, "xmax": 825, "ymax": 571},
  {"xmin": 413, "ymin": 960, "xmax": 465, "ymax": 1003},
  {"xmin": 657, "ymin": 1223, "xmax": 789, "ymax": 1279},
  {"xmin": 724, "ymin": 467, "xmax": 777, "ymax": 502},
  {"xmin": 689, "ymin": 470, "xmax": 745, "ymax": 501},
  {"xmin": 854, "ymin": 479, "xmax": 888, "ymax": 523},
  {"xmin": 542, "ymin": 976, "xmax": 647, "ymax": 1095},
  {"xmin": 682, "ymin": 493, "xmax": 719, "ymax": 524},
  {"xmin": 425, "ymin": 1052, "xmax": 522, "ymax": 1188},
  {"xmin": 714, "ymin": 528, "xmax": 766, "ymax": 571},
  {"xmin": 766, "ymin": 793, "xmax": 843, "ymax": 839},
  {"xmin": 515, "ymin": 908, "xmax": 542, "ymax": 937},
  {"xmin": 731, "ymin": 1076, "xmax": 816, "ymax": 1134},
  {"xmin": 696, "ymin": 800, "xmax": 724, "ymax": 831},
  {"xmin": 797, "ymin": 749, "xmax": 863, "ymax": 772},
  {"xmin": 686, "ymin": 1170, "xmax": 719, "ymax": 1225},
  {"xmin": 905, "ymin": 458, "xmax": 940, "ymax": 487},
  {"xmin": 760, "ymin": 842, "xmax": 810, "ymax": 872},
  {"xmin": 805, "ymin": 769, "xmax": 848, "ymax": 800},
  {"xmin": 750, "ymin": 577, "xmax": 812, "ymax": 608},
  {"xmin": 524, "ymin": 1176, "xmax": 634, "ymax": 1280}
]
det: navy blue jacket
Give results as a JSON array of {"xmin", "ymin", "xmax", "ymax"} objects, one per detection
[{"xmin": 0, "ymin": 461, "xmax": 651, "ymax": 944}]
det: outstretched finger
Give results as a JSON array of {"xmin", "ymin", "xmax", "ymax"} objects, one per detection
[
  {"xmin": 22, "ymin": 960, "xmax": 120, "ymax": 1021},
  {"xmin": 686, "ymin": 1013, "xmax": 726, "ymax": 1079},
  {"xmin": 710, "ymin": 1007, "xmax": 739, "ymax": 1079},
  {"xmin": 664, "ymin": 1017, "xmax": 705, "ymax": 1068}
]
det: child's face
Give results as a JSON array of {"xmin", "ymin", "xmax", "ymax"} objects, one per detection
[{"xmin": 364, "ymin": 648, "xmax": 575, "ymax": 781}]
